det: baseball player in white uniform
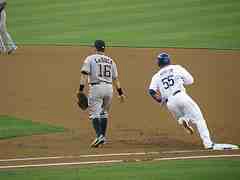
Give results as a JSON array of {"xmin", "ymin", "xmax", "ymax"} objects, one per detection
[
  {"xmin": 0, "ymin": 0, "xmax": 17, "ymax": 54},
  {"xmin": 78, "ymin": 40, "xmax": 125, "ymax": 148},
  {"xmin": 148, "ymin": 52, "xmax": 238, "ymax": 150}
]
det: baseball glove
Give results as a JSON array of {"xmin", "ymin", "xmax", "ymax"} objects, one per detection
[{"xmin": 77, "ymin": 92, "xmax": 88, "ymax": 110}]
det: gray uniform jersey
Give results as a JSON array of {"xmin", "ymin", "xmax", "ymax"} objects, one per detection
[
  {"xmin": 0, "ymin": 1, "xmax": 16, "ymax": 53},
  {"xmin": 81, "ymin": 54, "xmax": 118, "ymax": 84},
  {"xmin": 81, "ymin": 53, "xmax": 118, "ymax": 119}
]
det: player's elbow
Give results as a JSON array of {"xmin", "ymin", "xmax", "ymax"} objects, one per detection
[
  {"xmin": 148, "ymin": 89, "xmax": 156, "ymax": 97},
  {"xmin": 149, "ymin": 89, "xmax": 162, "ymax": 103}
]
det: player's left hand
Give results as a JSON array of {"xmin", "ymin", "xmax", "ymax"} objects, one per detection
[{"xmin": 76, "ymin": 91, "xmax": 88, "ymax": 110}]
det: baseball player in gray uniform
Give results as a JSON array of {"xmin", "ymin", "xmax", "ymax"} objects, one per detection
[
  {"xmin": 0, "ymin": 0, "xmax": 17, "ymax": 54},
  {"xmin": 78, "ymin": 40, "xmax": 125, "ymax": 148}
]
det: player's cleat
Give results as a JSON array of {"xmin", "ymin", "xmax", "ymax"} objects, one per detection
[
  {"xmin": 205, "ymin": 143, "xmax": 215, "ymax": 150},
  {"xmin": 178, "ymin": 118, "xmax": 194, "ymax": 135},
  {"xmin": 90, "ymin": 135, "xmax": 105, "ymax": 148},
  {"xmin": 182, "ymin": 120, "xmax": 194, "ymax": 135},
  {"xmin": 7, "ymin": 46, "xmax": 17, "ymax": 55}
]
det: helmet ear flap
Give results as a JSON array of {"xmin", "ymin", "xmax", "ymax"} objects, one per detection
[{"xmin": 156, "ymin": 58, "xmax": 161, "ymax": 67}]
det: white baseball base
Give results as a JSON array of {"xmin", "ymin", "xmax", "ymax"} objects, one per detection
[{"xmin": 213, "ymin": 143, "xmax": 239, "ymax": 150}]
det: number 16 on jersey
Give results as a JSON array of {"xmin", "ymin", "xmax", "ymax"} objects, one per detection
[{"xmin": 98, "ymin": 64, "xmax": 112, "ymax": 78}]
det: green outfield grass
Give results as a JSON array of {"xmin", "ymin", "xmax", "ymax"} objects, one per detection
[
  {"xmin": 0, "ymin": 115, "xmax": 65, "ymax": 139},
  {"xmin": 0, "ymin": 159, "xmax": 240, "ymax": 180},
  {"xmin": 7, "ymin": 0, "xmax": 240, "ymax": 49}
]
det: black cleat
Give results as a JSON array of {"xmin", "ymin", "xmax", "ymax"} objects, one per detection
[{"xmin": 90, "ymin": 135, "xmax": 105, "ymax": 148}]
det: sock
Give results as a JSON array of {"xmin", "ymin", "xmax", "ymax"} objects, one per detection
[
  {"xmin": 92, "ymin": 118, "xmax": 102, "ymax": 138},
  {"xmin": 100, "ymin": 118, "xmax": 108, "ymax": 136}
]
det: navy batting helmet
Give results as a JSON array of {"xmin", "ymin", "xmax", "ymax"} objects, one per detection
[
  {"xmin": 157, "ymin": 52, "xmax": 171, "ymax": 66},
  {"xmin": 94, "ymin": 40, "xmax": 105, "ymax": 51}
]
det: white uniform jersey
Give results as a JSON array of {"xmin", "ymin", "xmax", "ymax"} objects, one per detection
[
  {"xmin": 149, "ymin": 65, "xmax": 194, "ymax": 101},
  {"xmin": 81, "ymin": 53, "xmax": 118, "ymax": 84},
  {"xmin": 149, "ymin": 64, "xmax": 214, "ymax": 148}
]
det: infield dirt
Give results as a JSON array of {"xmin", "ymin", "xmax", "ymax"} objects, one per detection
[{"xmin": 0, "ymin": 46, "xmax": 239, "ymax": 161}]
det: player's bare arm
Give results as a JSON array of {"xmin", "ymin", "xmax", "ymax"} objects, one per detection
[{"xmin": 113, "ymin": 78, "xmax": 125, "ymax": 102}]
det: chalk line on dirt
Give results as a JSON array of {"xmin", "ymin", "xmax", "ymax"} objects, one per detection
[
  {"xmin": 162, "ymin": 148, "xmax": 239, "ymax": 154},
  {"xmin": 154, "ymin": 154, "xmax": 240, "ymax": 161},
  {"xmin": 0, "ymin": 154, "xmax": 240, "ymax": 169},
  {"xmin": 0, "ymin": 160, "xmax": 123, "ymax": 169},
  {"xmin": 0, "ymin": 152, "xmax": 159, "ymax": 162}
]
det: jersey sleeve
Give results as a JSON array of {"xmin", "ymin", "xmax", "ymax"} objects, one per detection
[
  {"xmin": 112, "ymin": 61, "xmax": 118, "ymax": 80},
  {"xmin": 177, "ymin": 65, "xmax": 194, "ymax": 85},
  {"xmin": 81, "ymin": 56, "xmax": 91, "ymax": 74},
  {"xmin": 149, "ymin": 74, "xmax": 159, "ymax": 91}
]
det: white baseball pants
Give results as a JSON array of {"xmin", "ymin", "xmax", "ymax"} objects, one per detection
[
  {"xmin": 0, "ymin": 9, "xmax": 16, "ymax": 52},
  {"xmin": 88, "ymin": 84, "xmax": 113, "ymax": 119},
  {"xmin": 167, "ymin": 91, "xmax": 213, "ymax": 148}
]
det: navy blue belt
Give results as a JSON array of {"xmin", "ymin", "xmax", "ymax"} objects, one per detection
[
  {"xmin": 166, "ymin": 90, "xmax": 181, "ymax": 103},
  {"xmin": 172, "ymin": 90, "xmax": 181, "ymax": 96},
  {"xmin": 90, "ymin": 81, "xmax": 112, "ymax": 86}
]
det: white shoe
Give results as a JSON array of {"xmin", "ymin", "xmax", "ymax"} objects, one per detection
[
  {"xmin": 178, "ymin": 118, "xmax": 194, "ymax": 135},
  {"xmin": 206, "ymin": 143, "xmax": 239, "ymax": 150}
]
